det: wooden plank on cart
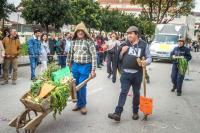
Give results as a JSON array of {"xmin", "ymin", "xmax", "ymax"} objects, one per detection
[
  {"xmin": 23, "ymin": 110, "xmax": 50, "ymax": 131},
  {"xmin": 8, "ymin": 116, "xmax": 18, "ymax": 127}
]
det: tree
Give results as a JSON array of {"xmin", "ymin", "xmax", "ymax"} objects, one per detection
[
  {"xmin": 99, "ymin": 7, "xmax": 122, "ymax": 33},
  {"xmin": 98, "ymin": 6, "xmax": 112, "ymax": 33},
  {"xmin": 69, "ymin": 0, "xmax": 101, "ymax": 33},
  {"xmin": 99, "ymin": 7, "xmax": 133, "ymax": 33},
  {"xmin": 21, "ymin": 0, "xmax": 70, "ymax": 33},
  {"xmin": 98, "ymin": 6, "xmax": 155, "ymax": 38},
  {"xmin": 131, "ymin": 0, "xmax": 194, "ymax": 24},
  {"xmin": 0, "ymin": 0, "xmax": 15, "ymax": 28},
  {"xmin": 135, "ymin": 15, "xmax": 155, "ymax": 39}
]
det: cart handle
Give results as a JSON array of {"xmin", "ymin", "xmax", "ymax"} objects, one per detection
[
  {"xmin": 76, "ymin": 76, "xmax": 93, "ymax": 91},
  {"xmin": 142, "ymin": 57, "xmax": 147, "ymax": 97}
]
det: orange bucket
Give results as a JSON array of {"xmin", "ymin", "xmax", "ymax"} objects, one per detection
[
  {"xmin": 140, "ymin": 96, "xmax": 153, "ymax": 115},
  {"xmin": 140, "ymin": 57, "xmax": 153, "ymax": 116}
]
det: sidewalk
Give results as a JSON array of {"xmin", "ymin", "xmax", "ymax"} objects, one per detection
[{"xmin": 18, "ymin": 56, "xmax": 30, "ymax": 66}]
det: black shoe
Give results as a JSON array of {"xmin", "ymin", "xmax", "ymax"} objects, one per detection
[
  {"xmin": 112, "ymin": 77, "xmax": 116, "ymax": 83},
  {"xmin": 177, "ymin": 92, "xmax": 181, "ymax": 96},
  {"xmin": 132, "ymin": 113, "xmax": 139, "ymax": 120},
  {"xmin": 171, "ymin": 86, "xmax": 176, "ymax": 92},
  {"xmin": 108, "ymin": 113, "xmax": 121, "ymax": 122},
  {"xmin": 100, "ymin": 63, "xmax": 104, "ymax": 66},
  {"xmin": 97, "ymin": 65, "xmax": 102, "ymax": 68},
  {"xmin": 107, "ymin": 74, "xmax": 112, "ymax": 78}
]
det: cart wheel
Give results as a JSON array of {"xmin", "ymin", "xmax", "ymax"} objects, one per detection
[{"xmin": 16, "ymin": 110, "xmax": 38, "ymax": 133}]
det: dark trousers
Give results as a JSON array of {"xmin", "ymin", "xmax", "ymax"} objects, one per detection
[
  {"xmin": 171, "ymin": 64, "xmax": 185, "ymax": 93},
  {"xmin": 48, "ymin": 55, "xmax": 54, "ymax": 63},
  {"xmin": 107, "ymin": 53, "xmax": 114, "ymax": 74},
  {"xmin": 0, "ymin": 64, "xmax": 2, "ymax": 75},
  {"xmin": 99, "ymin": 52, "xmax": 104, "ymax": 64},
  {"xmin": 60, "ymin": 55, "xmax": 67, "ymax": 68},
  {"xmin": 58, "ymin": 55, "xmax": 67, "ymax": 68},
  {"xmin": 194, "ymin": 47, "xmax": 199, "ymax": 52},
  {"xmin": 97, "ymin": 52, "xmax": 100, "ymax": 66},
  {"xmin": 115, "ymin": 71, "xmax": 143, "ymax": 114},
  {"xmin": 103, "ymin": 51, "xmax": 107, "ymax": 62},
  {"xmin": 48, "ymin": 51, "xmax": 55, "ymax": 63}
]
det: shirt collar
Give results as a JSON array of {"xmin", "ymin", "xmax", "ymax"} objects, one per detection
[{"xmin": 33, "ymin": 35, "xmax": 37, "ymax": 40}]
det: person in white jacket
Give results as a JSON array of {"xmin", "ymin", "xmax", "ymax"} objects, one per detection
[
  {"xmin": 40, "ymin": 33, "xmax": 50, "ymax": 73},
  {"xmin": 0, "ymin": 32, "xmax": 5, "ymax": 77}
]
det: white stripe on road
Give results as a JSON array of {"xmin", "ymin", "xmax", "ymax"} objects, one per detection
[{"xmin": 88, "ymin": 87, "xmax": 103, "ymax": 96}]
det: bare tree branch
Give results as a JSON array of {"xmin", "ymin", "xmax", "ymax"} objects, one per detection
[
  {"xmin": 158, "ymin": 0, "xmax": 173, "ymax": 23},
  {"xmin": 156, "ymin": 0, "xmax": 163, "ymax": 23}
]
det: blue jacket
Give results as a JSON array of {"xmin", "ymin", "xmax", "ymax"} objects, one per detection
[
  {"xmin": 170, "ymin": 46, "xmax": 192, "ymax": 64},
  {"xmin": 28, "ymin": 36, "xmax": 41, "ymax": 57}
]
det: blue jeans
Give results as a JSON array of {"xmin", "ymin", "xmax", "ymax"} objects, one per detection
[
  {"xmin": 171, "ymin": 64, "xmax": 185, "ymax": 93},
  {"xmin": 115, "ymin": 71, "xmax": 143, "ymax": 114},
  {"xmin": 72, "ymin": 63, "xmax": 92, "ymax": 108},
  {"xmin": 58, "ymin": 55, "xmax": 66, "ymax": 68},
  {"xmin": 29, "ymin": 56, "xmax": 39, "ymax": 80}
]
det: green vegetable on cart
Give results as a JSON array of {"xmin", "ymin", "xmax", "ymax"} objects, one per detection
[
  {"xmin": 50, "ymin": 83, "xmax": 70, "ymax": 119},
  {"xmin": 30, "ymin": 80, "xmax": 44, "ymax": 97},
  {"xmin": 26, "ymin": 64, "xmax": 72, "ymax": 119}
]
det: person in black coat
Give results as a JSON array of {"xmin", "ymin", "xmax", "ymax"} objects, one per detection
[
  {"xmin": 170, "ymin": 38, "xmax": 192, "ymax": 96},
  {"xmin": 108, "ymin": 26, "xmax": 152, "ymax": 122}
]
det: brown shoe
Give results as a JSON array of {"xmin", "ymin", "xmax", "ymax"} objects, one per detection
[
  {"xmin": 72, "ymin": 106, "xmax": 80, "ymax": 111},
  {"xmin": 80, "ymin": 107, "xmax": 87, "ymax": 115}
]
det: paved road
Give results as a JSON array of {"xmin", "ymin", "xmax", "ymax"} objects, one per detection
[{"xmin": 0, "ymin": 52, "xmax": 200, "ymax": 133}]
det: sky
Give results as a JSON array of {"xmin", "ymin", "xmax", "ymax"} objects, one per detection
[{"xmin": 7, "ymin": 0, "xmax": 200, "ymax": 12}]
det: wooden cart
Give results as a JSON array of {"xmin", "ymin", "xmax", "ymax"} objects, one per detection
[{"xmin": 9, "ymin": 77, "xmax": 92, "ymax": 133}]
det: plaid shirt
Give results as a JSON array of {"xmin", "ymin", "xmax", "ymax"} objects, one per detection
[{"xmin": 67, "ymin": 39, "xmax": 97, "ymax": 70}]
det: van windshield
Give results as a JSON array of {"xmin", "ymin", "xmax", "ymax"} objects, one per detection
[{"xmin": 153, "ymin": 34, "xmax": 179, "ymax": 44}]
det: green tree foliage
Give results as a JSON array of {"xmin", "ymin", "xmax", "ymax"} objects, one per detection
[
  {"xmin": 0, "ymin": 0, "xmax": 15, "ymax": 20},
  {"xmin": 135, "ymin": 15, "xmax": 156, "ymax": 39},
  {"xmin": 21, "ymin": 0, "xmax": 70, "ymax": 33},
  {"xmin": 20, "ymin": 0, "xmax": 155, "ymax": 37},
  {"xmin": 0, "ymin": 0, "xmax": 15, "ymax": 29},
  {"xmin": 99, "ymin": 6, "xmax": 155, "ymax": 38},
  {"xmin": 70, "ymin": 0, "xmax": 101, "ymax": 32},
  {"xmin": 131, "ymin": 0, "xmax": 194, "ymax": 23}
]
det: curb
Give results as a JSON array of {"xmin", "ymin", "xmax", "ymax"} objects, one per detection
[{"xmin": 18, "ymin": 63, "xmax": 30, "ymax": 67}]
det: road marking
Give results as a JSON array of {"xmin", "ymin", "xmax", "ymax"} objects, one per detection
[
  {"xmin": 173, "ymin": 126, "xmax": 182, "ymax": 130},
  {"xmin": 88, "ymin": 88, "xmax": 103, "ymax": 96}
]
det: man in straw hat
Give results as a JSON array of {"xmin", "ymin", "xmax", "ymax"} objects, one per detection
[
  {"xmin": 170, "ymin": 38, "xmax": 192, "ymax": 96},
  {"xmin": 108, "ymin": 26, "xmax": 152, "ymax": 121},
  {"xmin": 67, "ymin": 22, "xmax": 97, "ymax": 115}
]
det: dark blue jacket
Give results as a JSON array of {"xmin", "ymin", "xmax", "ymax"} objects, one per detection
[
  {"xmin": 170, "ymin": 46, "xmax": 192, "ymax": 64},
  {"xmin": 28, "ymin": 36, "xmax": 41, "ymax": 57}
]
